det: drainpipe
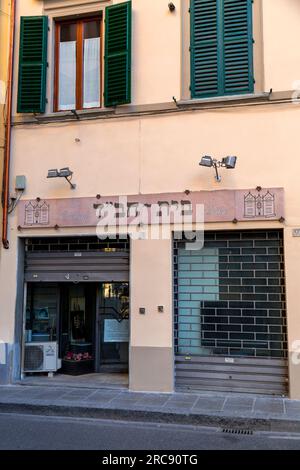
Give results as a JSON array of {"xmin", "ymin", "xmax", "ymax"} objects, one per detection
[{"xmin": 2, "ymin": 0, "xmax": 16, "ymax": 249}]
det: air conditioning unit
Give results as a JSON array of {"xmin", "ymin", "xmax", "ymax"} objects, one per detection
[{"xmin": 24, "ymin": 342, "xmax": 59, "ymax": 373}]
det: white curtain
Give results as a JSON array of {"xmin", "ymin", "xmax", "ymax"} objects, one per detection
[
  {"xmin": 83, "ymin": 37, "xmax": 100, "ymax": 108},
  {"xmin": 59, "ymin": 41, "xmax": 76, "ymax": 111}
]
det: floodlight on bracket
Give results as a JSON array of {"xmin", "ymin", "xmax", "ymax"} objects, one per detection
[
  {"xmin": 199, "ymin": 155, "xmax": 237, "ymax": 182},
  {"xmin": 47, "ymin": 167, "xmax": 76, "ymax": 189}
]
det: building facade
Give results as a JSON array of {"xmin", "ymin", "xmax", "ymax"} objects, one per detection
[{"xmin": 1, "ymin": 0, "xmax": 300, "ymax": 398}]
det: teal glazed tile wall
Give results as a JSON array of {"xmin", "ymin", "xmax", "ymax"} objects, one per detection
[{"xmin": 174, "ymin": 230, "xmax": 287, "ymax": 358}]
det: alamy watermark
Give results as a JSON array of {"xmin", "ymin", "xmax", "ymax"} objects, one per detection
[{"xmin": 95, "ymin": 196, "xmax": 204, "ymax": 249}]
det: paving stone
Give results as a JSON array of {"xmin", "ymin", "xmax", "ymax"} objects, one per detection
[
  {"xmin": 167, "ymin": 393, "xmax": 199, "ymax": 403},
  {"xmin": 137, "ymin": 395, "xmax": 171, "ymax": 407},
  {"xmin": 0, "ymin": 386, "xmax": 24, "ymax": 393},
  {"xmin": 222, "ymin": 397, "xmax": 254, "ymax": 412},
  {"xmin": 193, "ymin": 397, "xmax": 225, "ymax": 411},
  {"xmin": 0, "ymin": 390, "xmax": 25, "ymax": 399},
  {"xmin": 164, "ymin": 400, "xmax": 195, "ymax": 409},
  {"xmin": 63, "ymin": 387, "xmax": 95, "ymax": 394},
  {"xmin": 13, "ymin": 388, "xmax": 47, "ymax": 398},
  {"xmin": 85, "ymin": 391, "xmax": 120, "ymax": 403},
  {"xmin": 163, "ymin": 395, "xmax": 198, "ymax": 411},
  {"xmin": 254, "ymin": 398, "xmax": 284, "ymax": 414},
  {"xmin": 285, "ymin": 400, "xmax": 300, "ymax": 411},
  {"xmin": 116, "ymin": 391, "xmax": 146, "ymax": 400},
  {"xmin": 224, "ymin": 396, "xmax": 254, "ymax": 406},
  {"xmin": 107, "ymin": 401, "xmax": 146, "ymax": 411},
  {"xmin": 108, "ymin": 396, "xmax": 144, "ymax": 407},
  {"xmin": 34, "ymin": 389, "xmax": 71, "ymax": 400},
  {"xmin": 60, "ymin": 389, "xmax": 97, "ymax": 401}
]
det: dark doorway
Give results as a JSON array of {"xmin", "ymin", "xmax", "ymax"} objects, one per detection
[
  {"xmin": 25, "ymin": 282, "xmax": 130, "ymax": 375},
  {"xmin": 60, "ymin": 284, "xmax": 97, "ymax": 365}
]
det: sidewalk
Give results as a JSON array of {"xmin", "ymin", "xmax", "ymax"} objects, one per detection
[{"xmin": 1, "ymin": 384, "xmax": 300, "ymax": 433}]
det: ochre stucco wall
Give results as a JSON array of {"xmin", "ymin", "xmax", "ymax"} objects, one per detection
[
  {"xmin": 129, "ymin": 238, "xmax": 173, "ymax": 392},
  {"xmin": 9, "ymin": 106, "xmax": 300, "ymax": 218},
  {"xmin": 263, "ymin": 0, "xmax": 300, "ymax": 92}
]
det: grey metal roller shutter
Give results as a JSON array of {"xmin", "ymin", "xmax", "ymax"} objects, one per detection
[
  {"xmin": 175, "ymin": 356, "xmax": 288, "ymax": 395},
  {"xmin": 25, "ymin": 251, "xmax": 129, "ymax": 282}
]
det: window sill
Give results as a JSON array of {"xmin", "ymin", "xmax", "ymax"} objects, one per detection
[
  {"xmin": 45, "ymin": 107, "xmax": 115, "ymax": 120},
  {"xmin": 12, "ymin": 107, "xmax": 115, "ymax": 124},
  {"xmin": 12, "ymin": 91, "xmax": 292, "ymax": 127},
  {"xmin": 178, "ymin": 92, "xmax": 270, "ymax": 107}
]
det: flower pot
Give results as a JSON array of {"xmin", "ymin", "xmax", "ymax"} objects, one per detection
[{"xmin": 61, "ymin": 359, "xmax": 94, "ymax": 376}]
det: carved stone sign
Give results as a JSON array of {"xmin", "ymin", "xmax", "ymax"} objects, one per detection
[
  {"xmin": 18, "ymin": 188, "xmax": 284, "ymax": 229},
  {"xmin": 243, "ymin": 191, "xmax": 276, "ymax": 218},
  {"xmin": 24, "ymin": 200, "xmax": 49, "ymax": 226}
]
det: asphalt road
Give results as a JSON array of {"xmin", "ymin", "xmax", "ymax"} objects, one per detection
[{"xmin": 0, "ymin": 412, "xmax": 300, "ymax": 450}]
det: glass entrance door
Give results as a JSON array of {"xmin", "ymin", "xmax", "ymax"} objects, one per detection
[
  {"xmin": 97, "ymin": 283, "xmax": 129, "ymax": 372},
  {"xmin": 60, "ymin": 284, "xmax": 96, "ymax": 370}
]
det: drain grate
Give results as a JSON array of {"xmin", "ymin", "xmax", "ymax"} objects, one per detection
[{"xmin": 222, "ymin": 428, "xmax": 254, "ymax": 436}]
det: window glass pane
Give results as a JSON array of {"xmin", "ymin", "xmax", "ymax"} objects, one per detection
[
  {"xmin": 26, "ymin": 285, "xmax": 58, "ymax": 343},
  {"xmin": 57, "ymin": 20, "xmax": 101, "ymax": 111},
  {"xmin": 84, "ymin": 20, "xmax": 100, "ymax": 39},
  {"xmin": 69, "ymin": 285, "xmax": 86, "ymax": 342},
  {"xmin": 83, "ymin": 36, "xmax": 100, "ymax": 108},
  {"xmin": 99, "ymin": 283, "xmax": 129, "ymax": 368},
  {"xmin": 60, "ymin": 23, "xmax": 77, "ymax": 43},
  {"xmin": 59, "ymin": 38, "xmax": 76, "ymax": 110}
]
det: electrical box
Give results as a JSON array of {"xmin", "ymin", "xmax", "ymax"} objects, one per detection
[{"xmin": 15, "ymin": 175, "xmax": 26, "ymax": 191}]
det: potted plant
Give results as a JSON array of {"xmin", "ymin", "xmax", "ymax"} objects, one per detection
[{"xmin": 61, "ymin": 351, "xmax": 94, "ymax": 376}]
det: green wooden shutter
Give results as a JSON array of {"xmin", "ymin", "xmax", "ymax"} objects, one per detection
[
  {"xmin": 191, "ymin": 0, "xmax": 254, "ymax": 98},
  {"xmin": 17, "ymin": 16, "xmax": 48, "ymax": 113},
  {"xmin": 191, "ymin": 0, "xmax": 219, "ymax": 98},
  {"xmin": 104, "ymin": 1, "xmax": 132, "ymax": 107},
  {"xmin": 223, "ymin": 0, "xmax": 253, "ymax": 95}
]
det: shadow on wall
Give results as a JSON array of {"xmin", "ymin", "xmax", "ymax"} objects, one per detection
[{"xmin": 290, "ymin": 0, "xmax": 300, "ymax": 11}]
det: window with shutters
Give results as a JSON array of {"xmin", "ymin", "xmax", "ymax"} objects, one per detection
[
  {"xmin": 17, "ymin": 3, "xmax": 132, "ymax": 114},
  {"xmin": 190, "ymin": 0, "xmax": 254, "ymax": 99},
  {"xmin": 53, "ymin": 2, "xmax": 131, "ymax": 111},
  {"xmin": 54, "ymin": 16, "xmax": 102, "ymax": 111}
]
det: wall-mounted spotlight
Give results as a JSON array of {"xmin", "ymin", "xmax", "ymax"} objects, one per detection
[
  {"xmin": 47, "ymin": 167, "xmax": 76, "ymax": 189},
  {"xmin": 199, "ymin": 156, "xmax": 237, "ymax": 182},
  {"xmin": 168, "ymin": 2, "xmax": 176, "ymax": 12}
]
